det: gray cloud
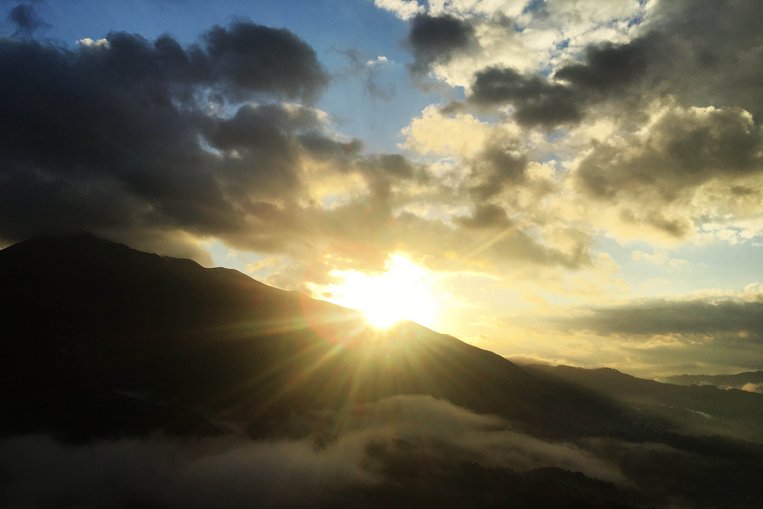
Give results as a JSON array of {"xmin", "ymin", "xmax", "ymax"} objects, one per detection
[
  {"xmin": 467, "ymin": 1, "xmax": 763, "ymax": 128},
  {"xmin": 6, "ymin": 3, "xmax": 48, "ymax": 38},
  {"xmin": 204, "ymin": 21, "xmax": 327, "ymax": 102},
  {"xmin": 573, "ymin": 104, "xmax": 763, "ymax": 236},
  {"xmin": 0, "ymin": 9, "xmax": 609, "ymax": 276},
  {"xmin": 468, "ymin": 143, "xmax": 528, "ymax": 198},
  {"xmin": 456, "ymin": 204, "xmax": 512, "ymax": 230},
  {"xmin": 0, "ymin": 23, "xmax": 340, "ymax": 253},
  {"xmin": 407, "ymin": 14, "xmax": 476, "ymax": 74},
  {"xmin": 562, "ymin": 297, "xmax": 763, "ymax": 340},
  {"xmin": 471, "ymin": 67, "xmax": 582, "ymax": 127},
  {"xmin": 553, "ymin": 36, "xmax": 653, "ymax": 97}
]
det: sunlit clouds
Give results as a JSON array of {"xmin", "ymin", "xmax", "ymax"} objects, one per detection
[{"xmin": 2, "ymin": 0, "xmax": 763, "ymax": 377}]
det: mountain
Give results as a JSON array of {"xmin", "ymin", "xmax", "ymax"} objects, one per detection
[
  {"xmin": 664, "ymin": 371, "xmax": 763, "ymax": 392},
  {"xmin": 3, "ymin": 235, "xmax": 763, "ymax": 508},
  {"xmin": 527, "ymin": 364, "xmax": 763, "ymax": 443},
  {"xmin": 0, "ymin": 234, "xmax": 629, "ymax": 441}
]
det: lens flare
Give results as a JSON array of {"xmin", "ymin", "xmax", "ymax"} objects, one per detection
[{"xmin": 317, "ymin": 253, "xmax": 438, "ymax": 329}]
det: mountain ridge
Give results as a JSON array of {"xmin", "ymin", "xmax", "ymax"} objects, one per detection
[
  {"xmin": 4, "ymin": 235, "xmax": 763, "ymax": 508},
  {"xmin": 1, "ymin": 234, "xmax": 632, "ymax": 441}
]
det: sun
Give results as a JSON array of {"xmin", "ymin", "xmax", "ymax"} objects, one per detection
[{"xmin": 319, "ymin": 253, "xmax": 438, "ymax": 329}]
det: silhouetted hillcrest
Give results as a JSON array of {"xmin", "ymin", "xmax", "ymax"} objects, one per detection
[
  {"xmin": 3, "ymin": 235, "xmax": 763, "ymax": 508},
  {"xmin": 665, "ymin": 370, "xmax": 763, "ymax": 390},
  {"xmin": 1, "ymin": 234, "xmax": 631, "ymax": 441},
  {"xmin": 528, "ymin": 364, "xmax": 763, "ymax": 443}
]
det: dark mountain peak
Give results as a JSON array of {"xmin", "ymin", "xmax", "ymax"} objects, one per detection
[
  {"xmin": 1, "ymin": 234, "xmax": 637, "ymax": 442},
  {"xmin": 1, "ymin": 233, "xmax": 202, "ymax": 273},
  {"xmin": 0, "ymin": 232, "xmax": 272, "ymax": 302},
  {"xmin": 4, "ymin": 232, "xmax": 133, "ymax": 254}
]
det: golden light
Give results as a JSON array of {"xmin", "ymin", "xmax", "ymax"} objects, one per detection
[{"xmin": 319, "ymin": 253, "xmax": 438, "ymax": 329}]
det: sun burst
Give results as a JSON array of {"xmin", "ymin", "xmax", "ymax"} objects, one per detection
[{"xmin": 320, "ymin": 253, "xmax": 438, "ymax": 329}]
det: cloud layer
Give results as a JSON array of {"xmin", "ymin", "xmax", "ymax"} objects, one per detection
[{"xmin": 0, "ymin": 396, "xmax": 624, "ymax": 508}]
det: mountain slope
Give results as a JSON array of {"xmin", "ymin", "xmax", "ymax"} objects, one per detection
[
  {"xmin": 664, "ymin": 371, "xmax": 763, "ymax": 391},
  {"xmin": 527, "ymin": 364, "xmax": 763, "ymax": 443},
  {"xmin": 0, "ymin": 234, "xmax": 629, "ymax": 441},
  {"xmin": 4, "ymin": 235, "xmax": 763, "ymax": 508}
]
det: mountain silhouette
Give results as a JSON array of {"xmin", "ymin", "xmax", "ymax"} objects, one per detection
[
  {"xmin": 4, "ymin": 235, "xmax": 763, "ymax": 508},
  {"xmin": 1, "ymin": 234, "xmax": 632, "ymax": 441},
  {"xmin": 665, "ymin": 371, "xmax": 763, "ymax": 390},
  {"xmin": 529, "ymin": 364, "xmax": 763, "ymax": 443}
]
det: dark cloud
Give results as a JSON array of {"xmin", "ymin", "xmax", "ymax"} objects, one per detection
[
  {"xmin": 6, "ymin": 3, "xmax": 48, "ymax": 38},
  {"xmin": 553, "ymin": 37, "xmax": 653, "ymax": 96},
  {"xmin": 562, "ymin": 297, "xmax": 763, "ymax": 340},
  {"xmin": 0, "ymin": 22, "xmax": 467, "ymax": 271},
  {"xmin": 0, "ymin": 14, "xmax": 596, "ymax": 275},
  {"xmin": 468, "ymin": 144, "xmax": 527, "ymax": 198},
  {"xmin": 438, "ymin": 100, "xmax": 466, "ymax": 115},
  {"xmin": 456, "ymin": 204, "xmax": 512, "ymax": 230},
  {"xmin": 492, "ymin": 228, "xmax": 590, "ymax": 270},
  {"xmin": 469, "ymin": 1, "xmax": 763, "ymax": 129},
  {"xmin": 641, "ymin": 0, "xmax": 763, "ymax": 119},
  {"xmin": 407, "ymin": 14, "xmax": 476, "ymax": 74},
  {"xmin": 0, "ymin": 23, "xmax": 343, "ymax": 255},
  {"xmin": 355, "ymin": 154, "xmax": 418, "ymax": 202},
  {"xmin": 471, "ymin": 67, "xmax": 582, "ymax": 127},
  {"xmin": 575, "ymin": 105, "xmax": 763, "ymax": 210},
  {"xmin": 204, "ymin": 21, "xmax": 327, "ymax": 102},
  {"xmin": 466, "ymin": 41, "xmax": 649, "ymax": 127}
]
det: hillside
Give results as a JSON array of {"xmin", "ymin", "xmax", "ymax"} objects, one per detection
[
  {"xmin": 527, "ymin": 364, "xmax": 763, "ymax": 443},
  {"xmin": 3, "ymin": 235, "xmax": 763, "ymax": 508},
  {"xmin": 0, "ymin": 234, "xmax": 628, "ymax": 441}
]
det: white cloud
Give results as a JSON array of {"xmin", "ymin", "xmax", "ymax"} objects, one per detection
[
  {"xmin": 374, "ymin": 0, "xmax": 424, "ymax": 20},
  {"xmin": 366, "ymin": 55, "xmax": 390, "ymax": 66}
]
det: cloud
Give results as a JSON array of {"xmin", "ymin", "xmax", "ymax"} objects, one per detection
[
  {"xmin": 553, "ymin": 35, "xmax": 652, "ymax": 97},
  {"xmin": 571, "ymin": 103, "xmax": 763, "ymax": 239},
  {"xmin": 0, "ymin": 434, "xmax": 375, "ymax": 509},
  {"xmin": 576, "ymin": 105, "xmax": 763, "ymax": 203},
  {"xmin": 0, "ymin": 23, "xmax": 342, "ymax": 256},
  {"xmin": 396, "ymin": 1, "xmax": 763, "ymax": 131},
  {"xmin": 456, "ymin": 204, "xmax": 512, "ymax": 230},
  {"xmin": 374, "ymin": 0, "xmax": 424, "ymax": 21},
  {"xmin": 741, "ymin": 383, "xmax": 763, "ymax": 394},
  {"xmin": 0, "ymin": 9, "xmax": 618, "ymax": 281},
  {"xmin": 407, "ymin": 14, "xmax": 476, "ymax": 74},
  {"xmin": 6, "ymin": 3, "xmax": 49, "ymax": 38},
  {"xmin": 388, "ymin": 0, "xmax": 763, "ymax": 250},
  {"xmin": 203, "ymin": 21, "xmax": 328, "ymax": 102},
  {"xmin": 392, "ymin": 0, "xmax": 644, "ymax": 89},
  {"xmin": 0, "ymin": 396, "xmax": 625, "ymax": 508},
  {"xmin": 512, "ymin": 285, "xmax": 763, "ymax": 377},
  {"xmin": 466, "ymin": 34, "xmax": 651, "ymax": 127},
  {"xmin": 471, "ymin": 67, "xmax": 582, "ymax": 127},
  {"xmin": 468, "ymin": 143, "xmax": 528, "ymax": 198},
  {"xmin": 564, "ymin": 297, "xmax": 763, "ymax": 339}
]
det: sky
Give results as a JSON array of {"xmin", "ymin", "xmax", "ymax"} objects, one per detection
[{"xmin": 1, "ymin": 0, "xmax": 762, "ymax": 378}]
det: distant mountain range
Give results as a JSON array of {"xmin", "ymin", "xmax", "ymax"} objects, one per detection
[
  {"xmin": 528, "ymin": 365, "xmax": 763, "ymax": 443},
  {"xmin": 664, "ymin": 371, "xmax": 763, "ymax": 392},
  {"xmin": 2, "ymin": 235, "xmax": 762, "ymax": 508}
]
